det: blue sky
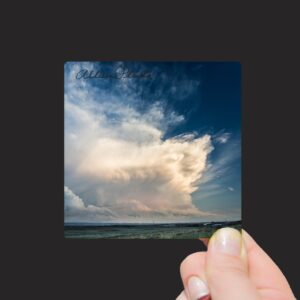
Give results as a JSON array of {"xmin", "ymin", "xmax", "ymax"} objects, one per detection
[{"xmin": 64, "ymin": 61, "xmax": 241, "ymax": 223}]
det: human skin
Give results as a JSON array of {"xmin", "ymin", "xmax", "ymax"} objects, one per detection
[{"xmin": 177, "ymin": 228, "xmax": 295, "ymax": 300}]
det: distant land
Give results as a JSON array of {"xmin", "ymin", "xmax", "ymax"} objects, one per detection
[{"xmin": 64, "ymin": 220, "xmax": 241, "ymax": 239}]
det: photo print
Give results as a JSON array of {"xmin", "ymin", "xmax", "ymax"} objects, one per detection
[{"xmin": 64, "ymin": 61, "xmax": 241, "ymax": 239}]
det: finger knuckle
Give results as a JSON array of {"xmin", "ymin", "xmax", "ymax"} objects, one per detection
[{"xmin": 180, "ymin": 252, "xmax": 201, "ymax": 273}]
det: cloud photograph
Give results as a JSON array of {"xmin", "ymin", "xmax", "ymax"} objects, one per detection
[{"xmin": 64, "ymin": 61, "xmax": 241, "ymax": 238}]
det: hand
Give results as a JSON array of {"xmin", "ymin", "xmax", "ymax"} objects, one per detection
[{"xmin": 177, "ymin": 228, "xmax": 295, "ymax": 300}]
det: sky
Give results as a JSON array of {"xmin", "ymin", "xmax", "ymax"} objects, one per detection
[{"xmin": 64, "ymin": 61, "xmax": 241, "ymax": 223}]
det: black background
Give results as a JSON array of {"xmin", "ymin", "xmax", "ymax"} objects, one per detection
[{"xmin": 3, "ymin": 1, "xmax": 299, "ymax": 299}]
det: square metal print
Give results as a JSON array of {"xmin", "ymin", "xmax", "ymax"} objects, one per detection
[{"xmin": 64, "ymin": 61, "xmax": 241, "ymax": 239}]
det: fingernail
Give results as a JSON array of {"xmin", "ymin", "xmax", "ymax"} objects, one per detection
[
  {"xmin": 187, "ymin": 276, "xmax": 209, "ymax": 300},
  {"xmin": 211, "ymin": 227, "xmax": 242, "ymax": 256},
  {"xmin": 176, "ymin": 290, "xmax": 188, "ymax": 300}
]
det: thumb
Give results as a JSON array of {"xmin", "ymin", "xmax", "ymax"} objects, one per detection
[{"xmin": 205, "ymin": 228, "xmax": 260, "ymax": 300}]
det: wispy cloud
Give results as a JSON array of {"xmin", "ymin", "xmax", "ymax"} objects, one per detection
[{"xmin": 214, "ymin": 131, "xmax": 231, "ymax": 144}]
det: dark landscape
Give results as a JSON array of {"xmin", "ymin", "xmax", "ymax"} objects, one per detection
[{"xmin": 64, "ymin": 220, "xmax": 241, "ymax": 239}]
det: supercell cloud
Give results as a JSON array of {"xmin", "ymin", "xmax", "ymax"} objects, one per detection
[{"xmin": 64, "ymin": 62, "xmax": 227, "ymax": 222}]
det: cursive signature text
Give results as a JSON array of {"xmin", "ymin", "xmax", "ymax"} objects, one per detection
[{"xmin": 76, "ymin": 68, "xmax": 154, "ymax": 80}]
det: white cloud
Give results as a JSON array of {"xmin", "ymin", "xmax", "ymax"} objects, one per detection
[
  {"xmin": 228, "ymin": 187, "xmax": 234, "ymax": 192},
  {"xmin": 215, "ymin": 132, "xmax": 231, "ymax": 144},
  {"xmin": 64, "ymin": 62, "xmax": 216, "ymax": 222},
  {"xmin": 64, "ymin": 185, "xmax": 85, "ymax": 210},
  {"xmin": 64, "ymin": 186, "xmax": 117, "ymax": 222}
]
